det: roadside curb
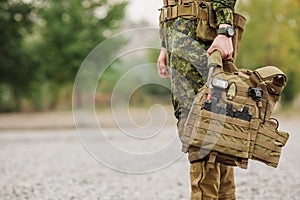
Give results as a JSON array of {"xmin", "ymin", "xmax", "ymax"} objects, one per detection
[{"xmin": 0, "ymin": 108, "xmax": 178, "ymax": 130}]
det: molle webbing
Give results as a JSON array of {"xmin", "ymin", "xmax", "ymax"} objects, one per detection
[
  {"xmin": 159, "ymin": 3, "xmax": 246, "ymax": 28},
  {"xmin": 160, "ymin": 2, "xmax": 198, "ymax": 21},
  {"xmin": 182, "ymin": 50, "xmax": 289, "ymax": 169},
  {"xmin": 252, "ymin": 150, "xmax": 279, "ymax": 165},
  {"xmin": 163, "ymin": 0, "xmax": 210, "ymax": 7},
  {"xmin": 163, "ymin": 0, "xmax": 176, "ymax": 7}
]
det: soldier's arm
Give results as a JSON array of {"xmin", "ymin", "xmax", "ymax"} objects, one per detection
[
  {"xmin": 211, "ymin": 0, "xmax": 236, "ymax": 26},
  {"xmin": 157, "ymin": 47, "xmax": 170, "ymax": 79},
  {"xmin": 158, "ymin": 18, "xmax": 169, "ymax": 78},
  {"xmin": 208, "ymin": 0, "xmax": 237, "ymax": 59}
]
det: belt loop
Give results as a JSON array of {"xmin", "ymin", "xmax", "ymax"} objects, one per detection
[
  {"xmin": 159, "ymin": 8, "xmax": 165, "ymax": 22},
  {"xmin": 171, "ymin": 6, "xmax": 178, "ymax": 19},
  {"xmin": 164, "ymin": 7, "xmax": 169, "ymax": 20},
  {"xmin": 164, "ymin": 6, "xmax": 173, "ymax": 20},
  {"xmin": 192, "ymin": 1, "xmax": 197, "ymax": 17}
]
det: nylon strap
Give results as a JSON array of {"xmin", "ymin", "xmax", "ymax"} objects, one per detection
[
  {"xmin": 198, "ymin": 122, "xmax": 249, "ymax": 140},
  {"xmin": 160, "ymin": 2, "xmax": 245, "ymax": 28},
  {"xmin": 258, "ymin": 126, "xmax": 288, "ymax": 145},
  {"xmin": 250, "ymin": 120, "xmax": 261, "ymax": 130},
  {"xmin": 255, "ymin": 139, "xmax": 282, "ymax": 153},
  {"xmin": 195, "ymin": 134, "xmax": 249, "ymax": 152},
  {"xmin": 252, "ymin": 150, "xmax": 279, "ymax": 164},
  {"xmin": 163, "ymin": 0, "xmax": 176, "ymax": 7},
  {"xmin": 200, "ymin": 110, "xmax": 250, "ymax": 128},
  {"xmin": 181, "ymin": 0, "xmax": 192, "ymax": 3},
  {"xmin": 231, "ymin": 95, "xmax": 257, "ymax": 107},
  {"xmin": 182, "ymin": 0, "xmax": 210, "ymax": 3},
  {"xmin": 249, "ymin": 128, "xmax": 258, "ymax": 141},
  {"xmin": 159, "ymin": 3, "xmax": 197, "ymax": 21},
  {"xmin": 163, "ymin": 0, "xmax": 168, "ymax": 6},
  {"xmin": 235, "ymin": 84, "xmax": 250, "ymax": 94},
  {"xmin": 168, "ymin": 0, "xmax": 176, "ymax": 6}
]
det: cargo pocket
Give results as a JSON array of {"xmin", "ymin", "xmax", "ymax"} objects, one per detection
[{"xmin": 252, "ymin": 120, "xmax": 289, "ymax": 168}]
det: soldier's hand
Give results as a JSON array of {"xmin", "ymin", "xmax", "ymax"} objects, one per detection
[
  {"xmin": 157, "ymin": 47, "xmax": 170, "ymax": 78},
  {"xmin": 207, "ymin": 33, "xmax": 233, "ymax": 60}
]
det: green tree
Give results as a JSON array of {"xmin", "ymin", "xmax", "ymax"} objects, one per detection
[
  {"xmin": 0, "ymin": 0, "xmax": 36, "ymax": 111},
  {"xmin": 236, "ymin": 0, "xmax": 300, "ymax": 106},
  {"xmin": 32, "ymin": 0, "xmax": 128, "ymax": 109},
  {"xmin": 0, "ymin": 0, "xmax": 128, "ymax": 111}
]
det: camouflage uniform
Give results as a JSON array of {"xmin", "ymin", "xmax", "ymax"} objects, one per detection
[{"xmin": 160, "ymin": 0, "xmax": 237, "ymax": 199}]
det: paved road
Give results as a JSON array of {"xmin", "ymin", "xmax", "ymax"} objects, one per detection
[{"xmin": 0, "ymin": 116, "xmax": 299, "ymax": 200}]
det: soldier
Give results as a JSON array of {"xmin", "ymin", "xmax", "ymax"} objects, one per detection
[{"xmin": 157, "ymin": 0, "xmax": 237, "ymax": 199}]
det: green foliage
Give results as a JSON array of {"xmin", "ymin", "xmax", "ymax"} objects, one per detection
[
  {"xmin": 33, "ymin": 0, "xmax": 127, "ymax": 108},
  {"xmin": 0, "ymin": 0, "xmax": 36, "ymax": 111},
  {"xmin": 236, "ymin": 0, "xmax": 300, "ymax": 105},
  {"xmin": 2, "ymin": 0, "xmax": 300, "ymax": 111},
  {"xmin": 281, "ymin": 71, "xmax": 298, "ymax": 107},
  {"xmin": 0, "ymin": 0, "xmax": 127, "ymax": 112},
  {"xmin": 97, "ymin": 66, "xmax": 123, "ymax": 94}
]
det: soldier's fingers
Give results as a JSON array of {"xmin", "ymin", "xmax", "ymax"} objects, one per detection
[
  {"xmin": 157, "ymin": 63, "xmax": 170, "ymax": 78},
  {"xmin": 161, "ymin": 68, "xmax": 169, "ymax": 75},
  {"xmin": 222, "ymin": 48, "xmax": 233, "ymax": 59},
  {"xmin": 224, "ymin": 51, "xmax": 233, "ymax": 60},
  {"xmin": 159, "ymin": 72, "xmax": 170, "ymax": 78}
]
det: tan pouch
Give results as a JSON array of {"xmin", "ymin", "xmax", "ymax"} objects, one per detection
[
  {"xmin": 232, "ymin": 13, "xmax": 247, "ymax": 60},
  {"xmin": 195, "ymin": 2, "xmax": 246, "ymax": 60},
  {"xmin": 251, "ymin": 120, "xmax": 289, "ymax": 168},
  {"xmin": 196, "ymin": 1, "xmax": 217, "ymax": 42},
  {"xmin": 182, "ymin": 51, "xmax": 289, "ymax": 169}
]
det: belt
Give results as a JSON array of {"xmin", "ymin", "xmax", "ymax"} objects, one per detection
[
  {"xmin": 163, "ymin": 0, "xmax": 210, "ymax": 7},
  {"xmin": 163, "ymin": 0, "xmax": 176, "ymax": 6},
  {"xmin": 160, "ymin": 1, "xmax": 246, "ymax": 30},
  {"xmin": 160, "ymin": 2, "xmax": 198, "ymax": 21}
]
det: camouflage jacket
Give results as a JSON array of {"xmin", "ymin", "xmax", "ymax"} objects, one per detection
[
  {"xmin": 161, "ymin": 0, "xmax": 236, "ymax": 48},
  {"xmin": 159, "ymin": 0, "xmax": 237, "ymax": 162},
  {"xmin": 211, "ymin": 0, "xmax": 237, "ymax": 25},
  {"xmin": 159, "ymin": 0, "xmax": 237, "ymax": 120}
]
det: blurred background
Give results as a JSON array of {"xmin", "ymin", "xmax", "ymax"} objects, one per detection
[
  {"xmin": 0, "ymin": 0, "xmax": 299, "ymax": 114},
  {"xmin": 0, "ymin": 1, "xmax": 300, "ymax": 199}
]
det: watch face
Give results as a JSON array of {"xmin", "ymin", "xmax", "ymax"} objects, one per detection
[{"xmin": 227, "ymin": 27, "xmax": 235, "ymax": 36}]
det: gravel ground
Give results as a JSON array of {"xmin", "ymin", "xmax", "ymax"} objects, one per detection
[{"xmin": 0, "ymin": 114, "xmax": 299, "ymax": 200}]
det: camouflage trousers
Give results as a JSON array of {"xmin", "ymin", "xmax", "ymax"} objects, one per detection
[
  {"xmin": 162, "ymin": 17, "xmax": 208, "ymax": 120},
  {"xmin": 161, "ymin": 17, "xmax": 236, "ymax": 199}
]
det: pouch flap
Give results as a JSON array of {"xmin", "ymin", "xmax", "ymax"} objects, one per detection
[{"xmin": 251, "ymin": 66, "xmax": 287, "ymax": 86}]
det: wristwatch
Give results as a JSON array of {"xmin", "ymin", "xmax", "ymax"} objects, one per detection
[{"xmin": 217, "ymin": 26, "xmax": 235, "ymax": 37}]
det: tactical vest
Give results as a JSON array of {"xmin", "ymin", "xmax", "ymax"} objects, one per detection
[{"xmin": 182, "ymin": 51, "xmax": 289, "ymax": 169}]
